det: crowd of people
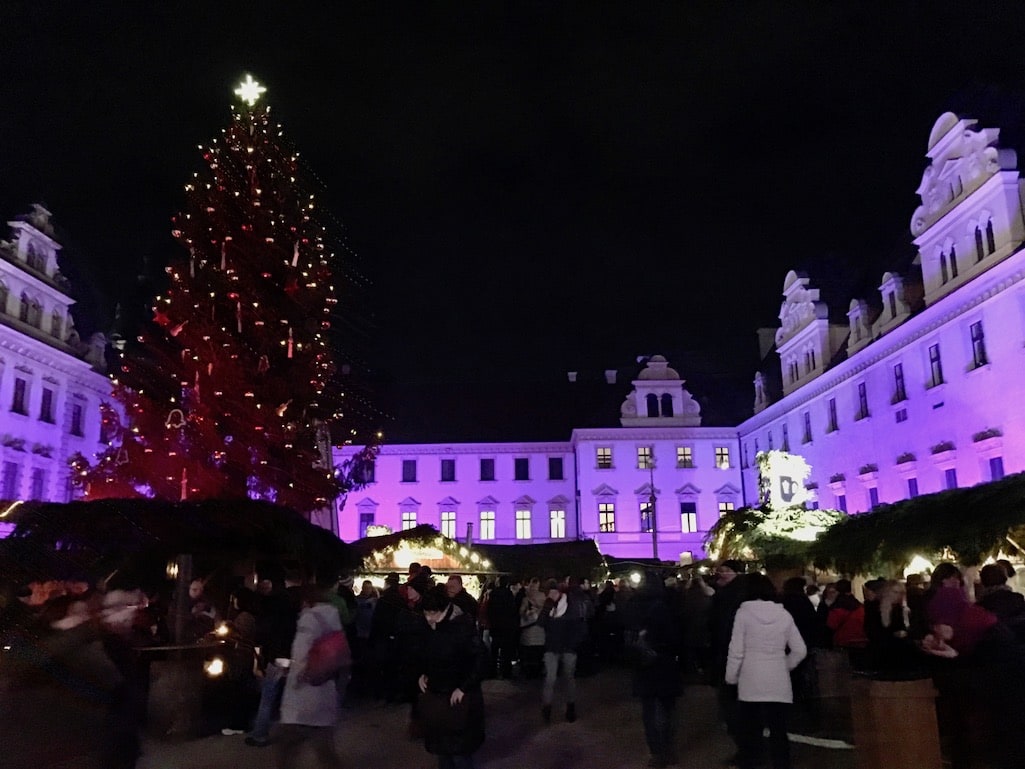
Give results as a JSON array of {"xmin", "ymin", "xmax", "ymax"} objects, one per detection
[{"xmin": 3, "ymin": 556, "xmax": 1025, "ymax": 769}]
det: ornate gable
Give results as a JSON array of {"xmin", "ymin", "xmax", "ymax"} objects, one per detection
[
  {"xmin": 911, "ymin": 113, "xmax": 1017, "ymax": 238},
  {"xmin": 775, "ymin": 271, "xmax": 828, "ymax": 347}
]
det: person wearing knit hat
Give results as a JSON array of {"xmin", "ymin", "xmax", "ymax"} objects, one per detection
[{"xmin": 407, "ymin": 573, "xmax": 434, "ymax": 604}]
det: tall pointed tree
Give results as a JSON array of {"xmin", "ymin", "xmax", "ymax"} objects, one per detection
[{"xmin": 81, "ymin": 75, "xmax": 373, "ymax": 512}]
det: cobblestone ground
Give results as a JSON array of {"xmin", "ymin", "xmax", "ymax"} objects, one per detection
[{"xmin": 138, "ymin": 666, "xmax": 856, "ymax": 769}]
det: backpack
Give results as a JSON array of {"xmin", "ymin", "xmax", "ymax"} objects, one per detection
[{"xmin": 301, "ymin": 610, "xmax": 351, "ymax": 686}]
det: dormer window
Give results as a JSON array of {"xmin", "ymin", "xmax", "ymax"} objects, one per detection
[
  {"xmin": 26, "ymin": 244, "xmax": 45, "ymax": 273},
  {"xmin": 660, "ymin": 393, "xmax": 673, "ymax": 418},
  {"xmin": 645, "ymin": 393, "xmax": 658, "ymax": 418}
]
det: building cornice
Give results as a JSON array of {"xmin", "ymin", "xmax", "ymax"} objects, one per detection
[{"xmin": 571, "ymin": 427, "xmax": 739, "ymax": 442}]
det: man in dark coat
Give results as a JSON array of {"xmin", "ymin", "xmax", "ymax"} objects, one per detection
[
  {"xmin": 446, "ymin": 575, "xmax": 479, "ymax": 623},
  {"xmin": 245, "ymin": 576, "xmax": 300, "ymax": 746},
  {"xmin": 709, "ymin": 560, "xmax": 747, "ymax": 756},
  {"xmin": 369, "ymin": 573, "xmax": 405, "ymax": 701},
  {"xmin": 626, "ymin": 572, "xmax": 683, "ymax": 768},
  {"xmin": 978, "ymin": 563, "xmax": 1025, "ymax": 638},
  {"xmin": 485, "ymin": 575, "xmax": 519, "ymax": 679}
]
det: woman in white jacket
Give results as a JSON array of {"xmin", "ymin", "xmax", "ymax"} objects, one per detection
[{"xmin": 725, "ymin": 573, "xmax": 807, "ymax": 769}]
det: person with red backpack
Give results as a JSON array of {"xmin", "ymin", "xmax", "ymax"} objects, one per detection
[{"xmin": 276, "ymin": 584, "xmax": 348, "ymax": 769}]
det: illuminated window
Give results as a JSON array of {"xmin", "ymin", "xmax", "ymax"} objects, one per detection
[
  {"xmin": 640, "ymin": 500, "xmax": 654, "ymax": 533},
  {"xmin": 401, "ymin": 460, "xmax": 417, "ymax": 483},
  {"xmin": 928, "ymin": 344, "xmax": 944, "ymax": 387},
  {"xmin": 596, "ymin": 447, "xmax": 612, "ymax": 469},
  {"xmin": 827, "ymin": 398, "xmax": 838, "ymax": 432},
  {"xmin": 677, "ymin": 446, "xmax": 693, "ymax": 468},
  {"xmin": 637, "ymin": 446, "xmax": 654, "ymax": 470},
  {"xmin": 717, "ymin": 501, "xmax": 735, "ymax": 516},
  {"xmin": 598, "ymin": 502, "xmax": 616, "ymax": 532},
  {"xmin": 479, "ymin": 510, "xmax": 495, "ymax": 540},
  {"xmin": 441, "ymin": 458, "xmax": 456, "ymax": 482},
  {"xmin": 440, "ymin": 510, "xmax": 456, "ymax": 538},
  {"xmin": 714, "ymin": 447, "xmax": 730, "ymax": 469},
  {"xmin": 680, "ymin": 501, "xmax": 697, "ymax": 533},
  {"xmin": 970, "ymin": 322, "xmax": 988, "ymax": 368},
  {"xmin": 480, "ymin": 458, "xmax": 495, "ymax": 481},
  {"xmin": 893, "ymin": 363, "xmax": 906, "ymax": 402},
  {"xmin": 39, "ymin": 387, "xmax": 55, "ymax": 424},
  {"xmin": 12, "ymin": 378, "xmax": 28, "ymax": 415},
  {"xmin": 515, "ymin": 509, "xmax": 532, "ymax": 539},
  {"xmin": 514, "ymin": 457, "xmax": 530, "ymax": 481},
  {"xmin": 548, "ymin": 457, "xmax": 564, "ymax": 480},
  {"xmin": 401, "ymin": 511, "xmax": 417, "ymax": 530},
  {"xmin": 549, "ymin": 509, "xmax": 566, "ymax": 539}
]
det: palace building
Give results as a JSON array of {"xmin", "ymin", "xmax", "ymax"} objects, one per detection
[
  {"xmin": 337, "ymin": 112, "xmax": 1025, "ymax": 561},
  {"xmin": 0, "ymin": 206, "xmax": 112, "ymax": 507}
]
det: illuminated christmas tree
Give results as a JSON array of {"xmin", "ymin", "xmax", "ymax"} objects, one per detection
[{"xmin": 80, "ymin": 75, "xmax": 375, "ymax": 512}]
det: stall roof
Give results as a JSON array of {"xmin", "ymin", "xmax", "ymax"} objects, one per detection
[{"xmin": 0, "ymin": 498, "xmax": 351, "ymax": 587}]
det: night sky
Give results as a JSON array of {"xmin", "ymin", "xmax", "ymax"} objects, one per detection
[{"xmin": 4, "ymin": 3, "xmax": 1025, "ymax": 441}]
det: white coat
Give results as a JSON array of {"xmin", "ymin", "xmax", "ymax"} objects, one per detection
[
  {"xmin": 724, "ymin": 599, "xmax": 807, "ymax": 703},
  {"xmin": 279, "ymin": 602, "xmax": 342, "ymax": 726}
]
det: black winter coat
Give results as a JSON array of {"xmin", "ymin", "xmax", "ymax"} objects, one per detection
[
  {"xmin": 419, "ymin": 606, "xmax": 488, "ymax": 756},
  {"xmin": 627, "ymin": 587, "xmax": 684, "ymax": 699}
]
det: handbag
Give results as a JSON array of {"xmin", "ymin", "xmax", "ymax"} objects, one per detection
[{"xmin": 418, "ymin": 689, "xmax": 469, "ymax": 733}]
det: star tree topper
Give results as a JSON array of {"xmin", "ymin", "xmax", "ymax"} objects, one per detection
[{"xmin": 234, "ymin": 74, "xmax": 267, "ymax": 106}]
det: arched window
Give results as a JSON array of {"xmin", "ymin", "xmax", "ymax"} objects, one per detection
[
  {"xmin": 949, "ymin": 245, "xmax": 958, "ymax": 278},
  {"xmin": 0, "ymin": 282, "xmax": 8, "ymax": 314},
  {"xmin": 975, "ymin": 226, "xmax": 985, "ymax": 261},
  {"xmin": 50, "ymin": 310, "xmax": 63, "ymax": 339},
  {"xmin": 660, "ymin": 393, "xmax": 674, "ymax": 418},
  {"xmin": 939, "ymin": 252, "xmax": 948, "ymax": 284},
  {"xmin": 18, "ymin": 292, "xmax": 30, "ymax": 323},
  {"xmin": 28, "ymin": 299, "xmax": 42, "ymax": 328},
  {"xmin": 646, "ymin": 393, "xmax": 659, "ymax": 418},
  {"xmin": 26, "ymin": 244, "xmax": 45, "ymax": 273},
  {"xmin": 986, "ymin": 219, "xmax": 996, "ymax": 254}
]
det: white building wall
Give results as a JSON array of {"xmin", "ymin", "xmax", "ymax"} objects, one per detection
[
  {"xmin": 0, "ymin": 207, "xmax": 113, "ymax": 503},
  {"xmin": 336, "ymin": 442, "xmax": 578, "ymax": 545}
]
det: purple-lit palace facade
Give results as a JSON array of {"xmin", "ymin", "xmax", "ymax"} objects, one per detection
[
  {"xmin": 738, "ymin": 112, "xmax": 1025, "ymax": 515},
  {"xmin": 0, "ymin": 206, "xmax": 112, "ymax": 504},
  {"xmin": 337, "ymin": 112, "xmax": 1025, "ymax": 561}
]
